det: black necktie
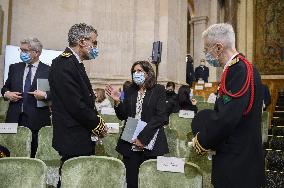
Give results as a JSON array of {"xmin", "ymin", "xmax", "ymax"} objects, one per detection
[{"xmin": 23, "ymin": 64, "xmax": 32, "ymax": 111}]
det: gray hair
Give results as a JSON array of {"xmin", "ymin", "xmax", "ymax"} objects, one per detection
[
  {"xmin": 20, "ymin": 37, "xmax": 43, "ymax": 53},
  {"xmin": 202, "ymin": 23, "xmax": 235, "ymax": 49},
  {"xmin": 68, "ymin": 23, "xmax": 97, "ymax": 47}
]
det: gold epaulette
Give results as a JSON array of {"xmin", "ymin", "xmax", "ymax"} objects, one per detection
[
  {"xmin": 192, "ymin": 133, "xmax": 209, "ymax": 155},
  {"xmin": 91, "ymin": 115, "xmax": 106, "ymax": 136},
  {"xmin": 229, "ymin": 56, "xmax": 240, "ymax": 67},
  {"xmin": 0, "ymin": 151, "xmax": 6, "ymax": 158},
  {"xmin": 60, "ymin": 52, "xmax": 72, "ymax": 58}
]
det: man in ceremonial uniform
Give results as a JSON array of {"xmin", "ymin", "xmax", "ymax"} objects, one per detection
[
  {"xmin": 191, "ymin": 23, "xmax": 265, "ymax": 188},
  {"xmin": 49, "ymin": 23, "xmax": 107, "ymax": 187}
]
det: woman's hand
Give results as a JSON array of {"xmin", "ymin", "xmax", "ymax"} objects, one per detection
[
  {"xmin": 191, "ymin": 98, "xmax": 197, "ymax": 105},
  {"xmin": 105, "ymin": 84, "xmax": 120, "ymax": 102},
  {"xmin": 132, "ymin": 138, "xmax": 144, "ymax": 149}
]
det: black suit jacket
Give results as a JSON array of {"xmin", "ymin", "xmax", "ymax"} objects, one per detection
[
  {"xmin": 195, "ymin": 65, "xmax": 209, "ymax": 82},
  {"xmin": 191, "ymin": 55, "xmax": 265, "ymax": 188},
  {"xmin": 49, "ymin": 47, "xmax": 102, "ymax": 156},
  {"xmin": 186, "ymin": 61, "xmax": 195, "ymax": 86},
  {"xmin": 1, "ymin": 62, "xmax": 51, "ymax": 130},
  {"xmin": 115, "ymin": 84, "xmax": 169, "ymax": 157}
]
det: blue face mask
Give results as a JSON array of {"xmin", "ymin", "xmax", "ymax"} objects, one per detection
[
  {"xmin": 133, "ymin": 72, "xmax": 145, "ymax": 85},
  {"xmin": 20, "ymin": 52, "xmax": 32, "ymax": 63},
  {"xmin": 205, "ymin": 52, "xmax": 221, "ymax": 67},
  {"xmin": 88, "ymin": 47, "xmax": 99, "ymax": 60}
]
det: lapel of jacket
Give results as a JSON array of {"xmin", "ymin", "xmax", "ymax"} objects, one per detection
[
  {"xmin": 18, "ymin": 63, "xmax": 26, "ymax": 91},
  {"xmin": 141, "ymin": 86, "xmax": 154, "ymax": 118},
  {"xmin": 30, "ymin": 61, "xmax": 43, "ymax": 90},
  {"xmin": 66, "ymin": 47, "xmax": 94, "ymax": 95},
  {"xmin": 129, "ymin": 87, "xmax": 138, "ymax": 117}
]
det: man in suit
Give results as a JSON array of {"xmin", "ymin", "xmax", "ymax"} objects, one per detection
[
  {"xmin": 186, "ymin": 54, "xmax": 195, "ymax": 86},
  {"xmin": 195, "ymin": 59, "xmax": 209, "ymax": 82},
  {"xmin": 1, "ymin": 37, "xmax": 51, "ymax": 158},
  {"xmin": 191, "ymin": 23, "xmax": 265, "ymax": 188},
  {"xmin": 49, "ymin": 23, "xmax": 107, "ymax": 183}
]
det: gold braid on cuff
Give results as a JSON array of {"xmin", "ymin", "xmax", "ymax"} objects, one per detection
[
  {"xmin": 91, "ymin": 115, "xmax": 106, "ymax": 136},
  {"xmin": 193, "ymin": 132, "xmax": 209, "ymax": 155},
  {"xmin": 0, "ymin": 151, "xmax": 6, "ymax": 158}
]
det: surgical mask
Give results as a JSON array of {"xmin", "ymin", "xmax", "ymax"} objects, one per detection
[
  {"xmin": 88, "ymin": 47, "xmax": 99, "ymax": 60},
  {"xmin": 20, "ymin": 52, "xmax": 32, "ymax": 63},
  {"xmin": 205, "ymin": 52, "xmax": 221, "ymax": 67},
  {"xmin": 133, "ymin": 72, "xmax": 145, "ymax": 85},
  {"xmin": 166, "ymin": 90, "xmax": 175, "ymax": 96}
]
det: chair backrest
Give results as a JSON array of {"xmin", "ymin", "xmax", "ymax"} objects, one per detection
[
  {"xmin": 169, "ymin": 113, "xmax": 192, "ymax": 140},
  {"xmin": 101, "ymin": 133, "xmax": 120, "ymax": 158},
  {"xmin": 61, "ymin": 156, "xmax": 126, "ymax": 188},
  {"xmin": 139, "ymin": 159, "xmax": 203, "ymax": 188},
  {"xmin": 101, "ymin": 114, "xmax": 121, "ymax": 125},
  {"xmin": 0, "ymin": 97, "xmax": 9, "ymax": 122},
  {"xmin": 0, "ymin": 126, "xmax": 31, "ymax": 157},
  {"xmin": 0, "ymin": 157, "xmax": 47, "ymax": 188},
  {"xmin": 187, "ymin": 146, "xmax": 212, "ymax": 188},
  {"xmin": 193, "ymin": 95, "xmax": 204, "ymax": 102},
  {"xmin": 197, "ymin": 102, "xmax": 214, "ymax": 112},
  {"xmin": 36, "ymin": 126, "xmax": 60, "ymax": 165},
  {"xmin": 261, "ymin": 111, "xmax": 269, "ymax": 143},
  {"xmin": 164, "ymin": 127, "xmax": 179, "ymax": 157}
]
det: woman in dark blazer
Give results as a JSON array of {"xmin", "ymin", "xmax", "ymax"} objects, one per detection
[
  {"xmin": 178, "ymin": 85, "xmax": 198, "ymax": 113},
  {"xmin": 106, "ymin": 61, "xmax": 169, "ymax": 188}
]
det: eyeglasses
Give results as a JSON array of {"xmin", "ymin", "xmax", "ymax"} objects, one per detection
[
  {"xmin": 83, "ymin": 38, "xmax": 98, "ymax": 48},
  {"xmin": 18, "ymin": 48, "xmax": 36, "ymax": 53}
]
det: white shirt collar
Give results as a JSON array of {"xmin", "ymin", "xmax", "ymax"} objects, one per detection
[
  {"xmin": 27, "ymin": 60, "xmax": 40, "ymax": 68},
  {"xmin": 223, "ymin": 53, "xmax": 239, "ymax": 71},
  {"xmin": 68, "ymin": 47, "xmax": 82, "ymax": 63}
]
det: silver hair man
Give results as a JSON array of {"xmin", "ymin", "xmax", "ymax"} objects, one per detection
[
  {"xmin": 68, "ymin": 23, "xmax": 97, "ymax": 47},
  {"xmin": 20, "ymin": 37, "xmax": 43, "ymax": 54},
  {"xmin": 202, "ymin": 23, "xmax": 235, "ymax": 49}
]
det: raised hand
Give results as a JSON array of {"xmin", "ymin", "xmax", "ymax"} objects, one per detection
[{"xmin": 105, "ymin": 84, "xmax": 120, "ymax": 102}]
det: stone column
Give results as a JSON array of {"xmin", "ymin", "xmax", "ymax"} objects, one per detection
[{"xmin": 189, "ymin": 16, "xmax": 208, "ymax": 76}]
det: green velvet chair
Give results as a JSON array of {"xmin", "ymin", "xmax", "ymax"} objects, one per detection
[
  {"xmin": 261, "ymin": 111, "xmax": 269, "ymax": 143},
  {"xmin": 164, "ymin": 127, "xmax": 179, "ymax": 157},
  {"xmin": 139, "ymin": 159, "xmax": 203, "ymax": 188},
  {"xmin": 0, "ymin": 157, "xmax": 47, "ymax": 188},
  {"xmin": 102, "ymin": 133, "xmax": 120, "ymax": 158},
  {"xmin": 193, "ymin": 95, "xmax": 205, "ymax": 102},
  {"xmin": 169, "ymin": 113, "xmax": 192, "ymax": 140},
  {"xmin": 197, "ymin": 102, "xmax": 214, "ymax": 112},
  {"xmin": 169, "ymin": 113, "xmax": 193, "ymax": 157},
  {"xmin": 0, "ymin": 97, "xmax": 9, "ymax": 122},
  {"xmin": 0, "ymin": 126, "xmax": 31, "ymax": 157},
  {"xmin": 61, "ymin": 156, "xmax": 126, "ymax": 188},
  {"xmin": 36, "ymin": 126, "xmax": 61, "ymax": 187},
  {"xmin": 187, "ymin": 146, "xmax": 213, "ymax": 188},
  {"xmin": 100, "ymin": 114, "xmax": 122, "ymax": 125}
]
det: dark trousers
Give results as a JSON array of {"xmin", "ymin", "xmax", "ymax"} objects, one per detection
[
  {"xmin": 57, "ymin": 151, "xmax": 94, "ymax": 188},
  {"xmin": 19, "ymin": 113, "xmax": 39, "ymax": 158},
  {"xmin": 123, "ymin": 152, "xmax": 156, "ymax": 188}
]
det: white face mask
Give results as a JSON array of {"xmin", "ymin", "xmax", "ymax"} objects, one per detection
[{"xmin": 132, "ymin": 71, "xmax": 145, "ymax": 85}]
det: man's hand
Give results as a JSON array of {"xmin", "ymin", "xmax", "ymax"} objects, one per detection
[
  {"xmin": 4, "ymin": 91, "xmax": 22, "ymax": 102},
  {"xmin": 28, "ymin": 90, "xmax": 46, "ymax": 100}
]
